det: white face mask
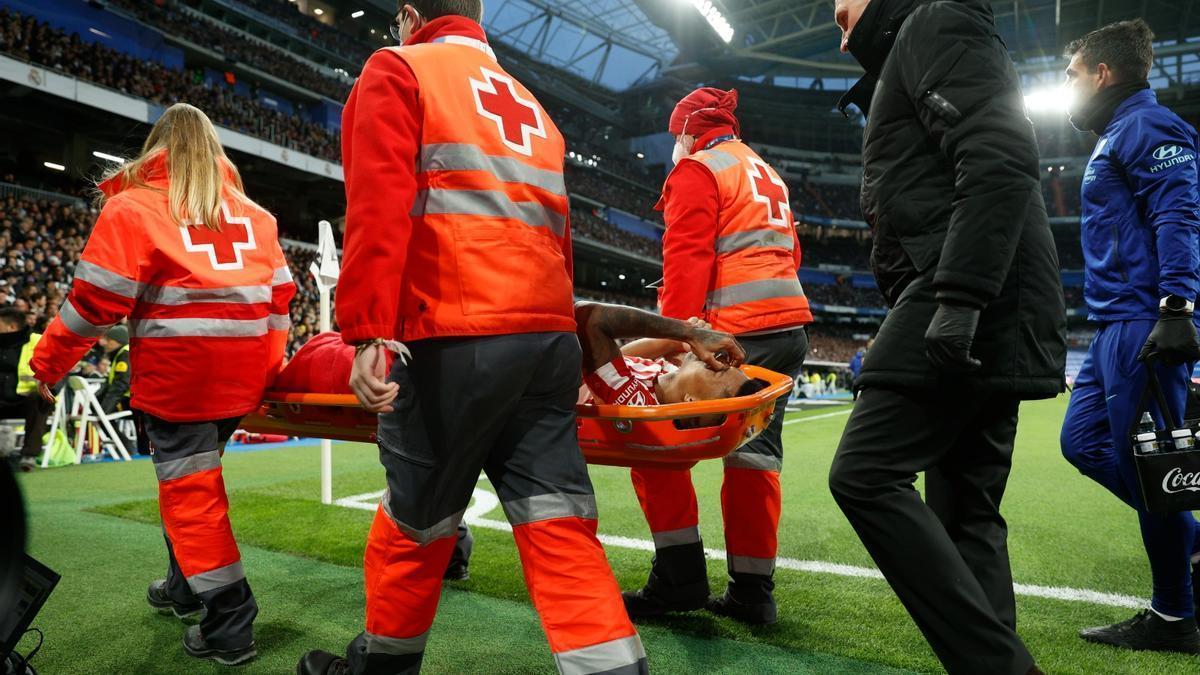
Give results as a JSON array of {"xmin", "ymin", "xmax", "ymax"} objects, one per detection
[{"xmin": 671, "ymin": 138, "xmax": 689, "ymax": 166}]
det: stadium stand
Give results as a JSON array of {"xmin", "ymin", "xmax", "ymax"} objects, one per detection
[
  {"xmin": 0, "ymin": 8, "xmax": 342, "ymax": 162},
  {"xmin": 106, "ymin": 0, "xmax": 354, "ymax": 102}
]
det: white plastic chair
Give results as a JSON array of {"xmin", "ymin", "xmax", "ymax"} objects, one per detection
[{"xmin": 66, "ymin": 376, "xmax": 133, "ymax": 463}]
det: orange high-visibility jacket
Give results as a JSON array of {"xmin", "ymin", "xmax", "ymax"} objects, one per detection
[
  {"xmin": 336, "ymin": 34, "xmax": 575, "ymax": 344},
  {"xmin": 30, "ymin": 151, "xmax": 296, "ymax": 422},
  {"xmin": 663, "ymin": 139, "xmax": 812, "ymax": 335}
]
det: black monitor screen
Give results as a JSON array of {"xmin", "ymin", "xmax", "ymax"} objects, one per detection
[{"xmin": 0, "ymin": 555, "xmax": 58, "ymax": 659}]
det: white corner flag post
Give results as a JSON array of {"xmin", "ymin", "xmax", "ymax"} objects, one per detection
[{"xmin": 311, "ymin": 220, "xmax": 340, "ymax": 505}]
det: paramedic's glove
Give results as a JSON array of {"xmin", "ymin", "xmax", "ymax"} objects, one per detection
[
  {"xmin": 686, "ymin": 328, "xmax": 745, "ymax": 371},
  {"xmin": 1139, "ymin": 311, "xmax": 1200, "ymax": 365},
  {"xmin": 924, "ymin": 303, "xmax": 982, "ymax": 374},
  {"xmin": 350, "ymin": 342, "xmax": 400, "ymax": 413}
]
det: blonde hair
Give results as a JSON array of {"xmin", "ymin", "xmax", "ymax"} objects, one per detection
[{"xmin": 98, "ymin": 103, "xmax": 257, "ymax": 231}]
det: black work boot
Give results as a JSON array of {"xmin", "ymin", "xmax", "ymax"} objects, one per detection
[
  {"xmin": 183, "ymin": 624, "xmax": 257, "ymax": 666},
  {"xmin": 1080, "ymin": 609, "xmax": 1200, "ymax": 654},
  {"xmin": 706, "ymin": 590, "xmax": 777, "ymax": 626},
  {"xmin": 297, "ymin": 650, "xmax": 350, "ymax": 675},
  {"xmin": 146, "ymin": 579, "xmax": 203, "ymax": 620}
]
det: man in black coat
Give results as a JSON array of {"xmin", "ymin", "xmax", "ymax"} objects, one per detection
[{"xmin": 827, "ymin": 0, "xmax": 1066, "ymax": 672}]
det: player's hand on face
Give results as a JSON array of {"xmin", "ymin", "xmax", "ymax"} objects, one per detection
[
  {"xmin": 687, "ymin": 328, "xmax": 745, "ymax": 371},
  {"xmin": 349, "ymin": 344, "xmax": 400, "ymax": 413}
]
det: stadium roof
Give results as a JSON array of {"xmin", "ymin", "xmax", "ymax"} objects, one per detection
[{"xmin": 350, "ymin": 1, "xmax": 1200, "ymax": 92}]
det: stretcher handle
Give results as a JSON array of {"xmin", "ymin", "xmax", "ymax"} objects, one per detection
[{"xmin": 1145, "ymin": 364, "xmax": 1179, "ymax": 431}]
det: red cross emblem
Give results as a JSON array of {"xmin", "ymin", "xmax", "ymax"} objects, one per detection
[
  {"xmin": 180, "ymin": 202, "xmax": 257, "ymax": 270},
  {"xmin": 470, "ymin": 67, "xmax": 546, "ymax": 157},
  {"xmin": 746, "ymin": 158, "xmax": 791, "ymax": 228}
]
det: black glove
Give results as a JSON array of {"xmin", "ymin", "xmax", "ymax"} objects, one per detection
[
  {"xmin": 924, "ymin": 303, "xmax": 982, "ymax": 373},
  {"xmin": 1139, "ymin": 310, "xmax": 1200, "ymax": 364}
]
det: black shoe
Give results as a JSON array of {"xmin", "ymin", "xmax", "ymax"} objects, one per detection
[
  {"xmin": 1080, "ymin": 609, "xmax": 1200, "ymax": 654},
  {"xmin": 1192, "ymin": 559, "xmax": 1200, "ymax": 626},
  {"xmin": 183, "ymin": 624, "xmax": 257, "ymax": 666},
  {"xmin": 146, "ymin": 579, "xmax": 203, "ymax": 620},
  {"xmin": 17, "ymin": 456, "xmax": 36, "ymax": 472},
  {"xmin": 443, "ymin": 561, "xmax": 470, "ymax": 581},
  {"xmin": 706, "ymin": 591, "xmax": 777, "ymax": 626},
  {"xmin": 621, "ymin": 586, "xmax": 707, "ymax": 619},
  {"xmin": 297, "ymin": 650, "xmax": 350, "ymax": 675}
]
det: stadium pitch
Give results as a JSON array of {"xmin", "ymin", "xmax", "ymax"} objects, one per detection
[{"xmin": 14, "ymin": 395, "xmax": 1200, "ymax": 674}]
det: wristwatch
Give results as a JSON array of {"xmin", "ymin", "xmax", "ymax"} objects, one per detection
[{"xmin": 1161, "ymin": 295, "xmax": 1195, "ymax": 314}]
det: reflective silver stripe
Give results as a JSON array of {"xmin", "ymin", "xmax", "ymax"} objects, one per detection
[
  {"xmin": 155, "ymin": 450, "xmax": 222, "ymax": 481},
  {"xmin": 695, "ymin": 149, "xmax": 740, "ymax": 172},
  {"xmin": 272, "ymin": 265, "xmax": 293, "ymax": 285},
  {"xmin": 363, "ymin": 629, "xmax": 430, "ymax": 656},
  {"xmin": 58, "ymin": 300, "xmax": 110, "ymax": 338},
  {"xmin": 706, "ymin": 278, "xmax": 805, "ymax": 310},
  {"xmin": 140, "ymin": 284, "xmax": 272, "ymax": 306},
  {"xmin": 381, "ymin": 491, "xmax": 464, "ymax": 546},
  {"xmin": 502, "ymin": 493, "xmax": 597, "ymax": 526},
  {"xmin": 411, "ymin": 189, "xmax": 566, "ymax": 238},
  {"xmin": 130, "ymin": 317, "xmax": 271, "ymax": 338},
  {"xmin": 554, "ymin": 635, "xmax": 647, "ymax": 675},
  {"xmin": 723, "ymin": 451, "xmax": 782, "ymax": 472},
  {"xmin": 421, "ymin": 143, "xmax": 567, "ymax": 197},
  {"xmin": 715, "ymin": 229, "xmax": 795, "ymax": 254},
  {"xmin": 187, "ymin": 561, "xmax": 245, "ymax": 594},
  {"xmin": 74, "ymin": 259, "xmax": 141, "ymax": 299},
  {"xmin": 268, "ymin": 313, "xmax": 291, "ymax": 330},
  {"xmin": 651, "ymin": 526, "xmax": 701, "ymax": 549},
  {"xmin": 729, "ymin": 555, "xmax": 776, "ymax": 576}
]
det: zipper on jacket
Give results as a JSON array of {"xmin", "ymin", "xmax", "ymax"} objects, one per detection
[{"xmin": 1111, "ymin": 221, "xmax": 1128, "ymax": 283}]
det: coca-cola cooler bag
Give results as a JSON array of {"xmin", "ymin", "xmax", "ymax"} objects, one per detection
[{"xmin": 1134, "ymin": 439, "xmax": 1200, "ymax": 514}]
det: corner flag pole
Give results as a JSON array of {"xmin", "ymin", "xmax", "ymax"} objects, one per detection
[{"xmin": 311, "ymin": 220, "xmax": 340, "ymax": 505}]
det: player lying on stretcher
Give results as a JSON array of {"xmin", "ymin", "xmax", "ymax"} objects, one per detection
[
  {"xmin": 274, "ymin": 302, "xmax": 767, "ymax": 409},
  {"xmin": 574, "ymin": 301, "xmax": 768, "ymax": 407}
]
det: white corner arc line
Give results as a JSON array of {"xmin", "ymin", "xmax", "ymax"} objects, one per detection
[
  {"xmin": 783, "ymin": 408, "xmax": 853, "ymax": 425},
  {"xmin": 331, "ymin": 486, "xmax": 1145, "ymax": 610}
]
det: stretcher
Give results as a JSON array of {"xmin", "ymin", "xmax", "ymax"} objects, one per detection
[{"xmin": 240, "ymin": 365, "xmax": 793, "ymax": 469}]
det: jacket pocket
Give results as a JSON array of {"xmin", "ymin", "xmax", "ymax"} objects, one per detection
[{"xmin": 453, "ymin": 223, "xmax": 574, "ymax": 317}]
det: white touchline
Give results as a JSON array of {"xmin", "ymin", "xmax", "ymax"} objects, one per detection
[
  {"xmin": 782, "ymin": 408, "xmax": 853, "ymax": 425},
  {"xmin": 332, "ymin": 487, "xmax": 1145, "ymax": 610}
]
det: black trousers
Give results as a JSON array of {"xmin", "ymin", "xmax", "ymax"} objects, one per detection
[
  {"xmin": 828, "ymin": 386, "xmax": 1033, "ymax": 675},
  {"xmin": 0, "ymin": 394, "xmax": 52, "ymax": 458}
]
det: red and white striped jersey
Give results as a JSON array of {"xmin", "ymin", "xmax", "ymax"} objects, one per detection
[
  {"xmin": 30, "ymin": 151, "xmax": 296, "ymax": 422},
  {"xmin": 582, "ymin": 355, "xmax": 677, "ymax": 406}
]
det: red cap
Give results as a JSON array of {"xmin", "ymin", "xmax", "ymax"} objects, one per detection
[{"xmin": 668, "ymin": 87, "xmax": 739, "ymax": 137}]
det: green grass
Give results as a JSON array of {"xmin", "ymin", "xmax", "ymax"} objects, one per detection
[{"xmin": 13, "ymin": 396, "xmax": 1200, "ymax": 673}]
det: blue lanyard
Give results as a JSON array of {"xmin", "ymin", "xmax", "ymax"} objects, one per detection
[{"xmin": 703, "ymin": 134, "xmax": 738, "ymax": 151}]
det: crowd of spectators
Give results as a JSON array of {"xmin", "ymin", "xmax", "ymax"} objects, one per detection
[
  {"xmin": 796, "ymin": 232, "xmax": 873, "ymax": 269},
  {"xmin": 224, "ymin": 0, "xmax": 373, "ymax": 65},
  {"xmin": 805, "ymin": 323, "xmax": 871, "ymax": 364},
  {"xmin": 109, "ymin": 0, "xmax": 354, "ymax": 102},
  {"xmin": 0, "ymin": 9, "xmax": 341, "ymax": 162},
  {"xmin": 796, "ymin": 181, "xmax": 862, "ymax": 221},
  {"xmin": 570, "ymin": 207, "xmax": 661, "ymax": 260},
  {"xmin": 565, "ymin": 164, "xmax": 660, "ymax": 222},
  {"xmin": 805, "ymin": 279, "xmax": 885, "ymax": 308}
]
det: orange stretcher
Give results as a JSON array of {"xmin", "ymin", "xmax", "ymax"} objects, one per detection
[{"xmin": 239, "ymin": 365, "xmax": 793, "ymax": 469}]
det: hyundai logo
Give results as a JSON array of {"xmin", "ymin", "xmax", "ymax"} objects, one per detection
[{"xmin": 1153, "ymin": 144, "xmax": 1183, "ymax": 160}]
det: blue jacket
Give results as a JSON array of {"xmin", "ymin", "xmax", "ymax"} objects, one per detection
[{"xmin": 1081, "ymin": 89, "xmax": 1200, "ymax": 322}]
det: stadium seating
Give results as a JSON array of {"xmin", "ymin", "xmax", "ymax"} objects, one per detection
[{"xmin": 0, "ymin": 8, "xmax": 341, "ymax": 162}]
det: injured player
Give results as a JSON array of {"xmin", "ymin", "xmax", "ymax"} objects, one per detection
[{"xmin": 574, "ymin": 301, "xmax": 766, "ymax": 407}]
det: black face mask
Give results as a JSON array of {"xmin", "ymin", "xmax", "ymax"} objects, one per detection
[
  {"xmin": 837, "ymin": 0, "xmax": 923, "ymax": 117},
  {"xmin": 1068, "ymin": 79, "xmax": 1150, "ymax": 134}
]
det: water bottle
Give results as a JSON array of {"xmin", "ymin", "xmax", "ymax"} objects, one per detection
[
  {"xmin": 1135, "ymin": 412, "xmax": 1159, "ymax": 455},
  {"xmin": 1172, "ymin": 428, "xmax": 1195, "ymax": 452}
]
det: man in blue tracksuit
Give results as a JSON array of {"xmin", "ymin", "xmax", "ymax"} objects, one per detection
[{"xmin": 1060, "ymin": 19, "xmax": 1200, "ymax": 654}]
